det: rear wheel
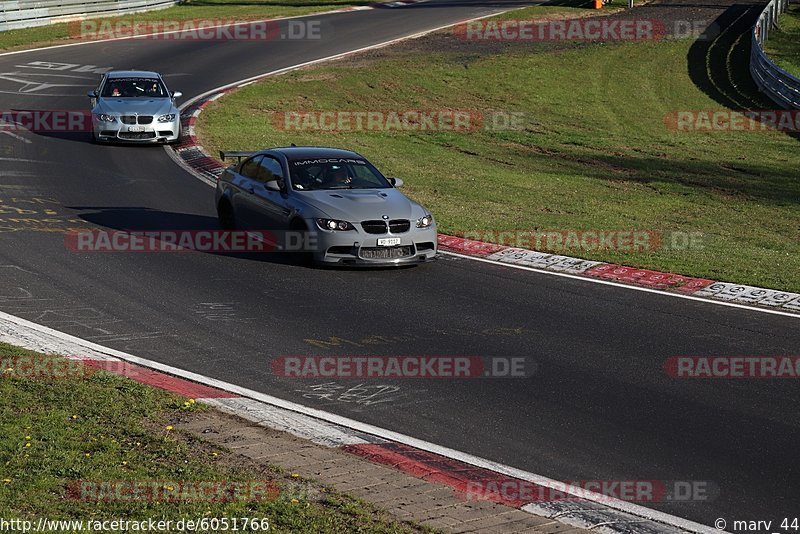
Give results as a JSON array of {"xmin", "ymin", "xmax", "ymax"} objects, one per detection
[{"xmin": 217, "ymin": 200, "xmax": 236, "ymax": 230}]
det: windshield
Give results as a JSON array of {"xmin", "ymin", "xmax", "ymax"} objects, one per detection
[
  {"xmin": 101, "ymin": 77, "xmax": 168, "ymax": 98},
  {"xmin": 289, "ymin": 158, "xmax": 392, "ymax": 190}
]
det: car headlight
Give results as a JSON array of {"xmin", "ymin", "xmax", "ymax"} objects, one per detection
[
  {"xmin": 96, "ymin": 114, "xmax": 116, "ymax": 123},
  {"xmin": 157, "ymin": 114, "xmax": 176, "ymax": 122},
  {"xmin": 315, "ymin": 219, "xmax": 354, "ymax": 231},
  {"xmin": 416, "ymin": 214, "xmax": 434, "ymax": 228}
]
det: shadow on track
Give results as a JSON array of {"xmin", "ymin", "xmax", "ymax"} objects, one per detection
[
  {"xmin": 70, "ymin": 206, "xmax": 420, "ymax": 270},
  {"xmin": 70, "ymin": 206, "xmax": 306, "ymax": 266}
]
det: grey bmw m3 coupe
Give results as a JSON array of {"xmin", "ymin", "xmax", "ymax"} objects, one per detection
[{"xmin": 215, "ymin": 146, "xmax": 438, "ymax": 266}]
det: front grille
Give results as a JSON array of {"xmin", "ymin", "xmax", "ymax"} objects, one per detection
[
  {"xmin": 120, "ymin": 116, "xmax": 154, "ymax": 125},
  {"xmin": 360, "ymin": 246, "xmax": 414, "ymax": 260},
  {"xmin": 118, "ymin": 131, "xmax": 156, "ymax": 140},
  {"xmin": 389, "ymin": 219, "xmax": 410, "ymax": 233},
  {"xmin": 361, "ymin": 220, "xmax": 388, "ymax": 235}
]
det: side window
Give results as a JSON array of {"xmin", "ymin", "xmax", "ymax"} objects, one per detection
[
  {"xmin": 256, "ymin": 156, "xmax": 284, "ymax": 183},
  {"xmin": 239, "ymin": 156, "xmax": 263, "ymax": 179},
  {"xmin": 291, "ymin": 164, "xmax": 322, "ymax": 190}
]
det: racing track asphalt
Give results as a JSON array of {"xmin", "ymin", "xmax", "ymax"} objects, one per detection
[{"xmin": 0, "ymin": 1, "xmax": 798, "ymax": 526}]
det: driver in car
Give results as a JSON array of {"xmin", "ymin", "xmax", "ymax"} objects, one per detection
[{"xmin": 325, "ymin": 165, "xmax": 352, "ymax": 187}]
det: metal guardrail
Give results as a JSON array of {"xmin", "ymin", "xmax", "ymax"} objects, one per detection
[
  {"xmin": 750, "ymin": 0, "xmax": 800, "ymax": 110},
  {"xmin": 0, "ymin": 0, "xmax": 178, "ymax": 32}
]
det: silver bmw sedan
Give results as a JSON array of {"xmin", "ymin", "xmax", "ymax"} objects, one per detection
[{"xmin": 87, "ymin": 70, "xmax": 182, "ymax": 144}]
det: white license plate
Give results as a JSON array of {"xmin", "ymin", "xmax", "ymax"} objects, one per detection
[
  {"xmin": 377, "ymin": 237, "xmax": 401, "ymax": 247},
  {"xmin": 127, "ymin": 126, "xmax": 144, "ymax": 132}
]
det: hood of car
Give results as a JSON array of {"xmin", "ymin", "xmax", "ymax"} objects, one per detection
[
  {"xmin": 298, "ymin": 188, "xmax": 422, "ymax": 222},
  {"xmin": 96, "ymin": 98, "xmax": 175, "ymax": 116}
]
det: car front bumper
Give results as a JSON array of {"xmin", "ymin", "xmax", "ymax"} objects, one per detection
[
  {"xmin": 93, "ymin": 117, "xmax": 181, "ymax": 143},
  {"xmin": 310, "ymin": 223, "xmax": 438, "ymax": 266}
]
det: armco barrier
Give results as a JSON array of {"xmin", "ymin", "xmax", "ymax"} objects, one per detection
[
  {"xmin": 750, "ymin": 0, "xmax": 800, "ymax": 109},
  {"xmin": 0, "ymin": 0, "xmax": 177, "ymax": 32}
]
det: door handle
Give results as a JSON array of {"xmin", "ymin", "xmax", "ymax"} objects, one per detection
[{"xmin": 245, "ymin": 186, "xmax": 255, "ymax": 194}]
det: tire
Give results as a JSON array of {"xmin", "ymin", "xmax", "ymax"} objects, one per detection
[
  {"xmin": 289, "ymin": 219, "xmax": 314, "ymax": 266},
  {"xmin": 217, "ymin": 200, "xmax": 236, "ymax": 230}
]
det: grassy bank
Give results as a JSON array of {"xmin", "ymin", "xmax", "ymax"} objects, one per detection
[
  {"xmin": 0, "ymin": 0, "xmax": 366, "ymax": 51},
  {"xmin": 765, "ymin": 2, "xmax": 800, "ymax": 78},
  {"xmin": 0, "ymin": 343, "xmax": 424, "ymax": 533},
  {"xmin": 198, "ymin": 9, "xmax": 800, "ymax": 292}
]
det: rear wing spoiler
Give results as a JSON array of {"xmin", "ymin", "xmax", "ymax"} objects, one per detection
[{"xmin": 219, "ymin": 151, "xmax": 256, "ymax": 164}]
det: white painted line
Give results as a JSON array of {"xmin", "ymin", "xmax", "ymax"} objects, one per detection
[
  {"xmin": 0, "ymin": 131, "xmax": 32, "ymax": 143},
  {"xmin": 0, "ymin": 157, "xmax": 51, "ymax": 162},
  {"xmin": 0, "ymin": 309, "xmax": 716, "ymax": 533},
  {"xmin": 441, "ymin": 251, "xmax": 800, "ymax": 320}
]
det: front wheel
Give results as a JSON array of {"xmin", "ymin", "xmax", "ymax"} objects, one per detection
[
  {"xmin": 289, "ymin": 219, "xmax": 313, "ymax": 266},
  {"xmin": 217, "ymin": 200, "xmax": 236, "ymax": 230}
]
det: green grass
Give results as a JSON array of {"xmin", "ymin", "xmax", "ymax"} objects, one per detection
[
  {"xmin": 198, "ymin": 13, "xmax": 800, "ymax": 292},
  {"xmin": 0, "ymin": 343, "xmax": 425, "ymax": 533},
  {"xmin": 0, "ymin": 0, "xmax": 368, "ymax": 51},
  {"xmin": 765, "ymin": 2, "xmax": 800, "ymax": 78}
]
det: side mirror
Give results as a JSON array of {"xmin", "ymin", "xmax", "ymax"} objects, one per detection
[
  {"xmin": 171, "ymin": 91, "xmax": 183, "ymax": 99},
  {"xmin": 389, "ymin": 177, "xmax": 404, "ymax": 187},
  {"xmin": 87, "ymin": 90, "xmax": 97, "ymax": 98},
  {"xmin": 265, "ymin": 180, "xmax": 282, "ymax": 191}
]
